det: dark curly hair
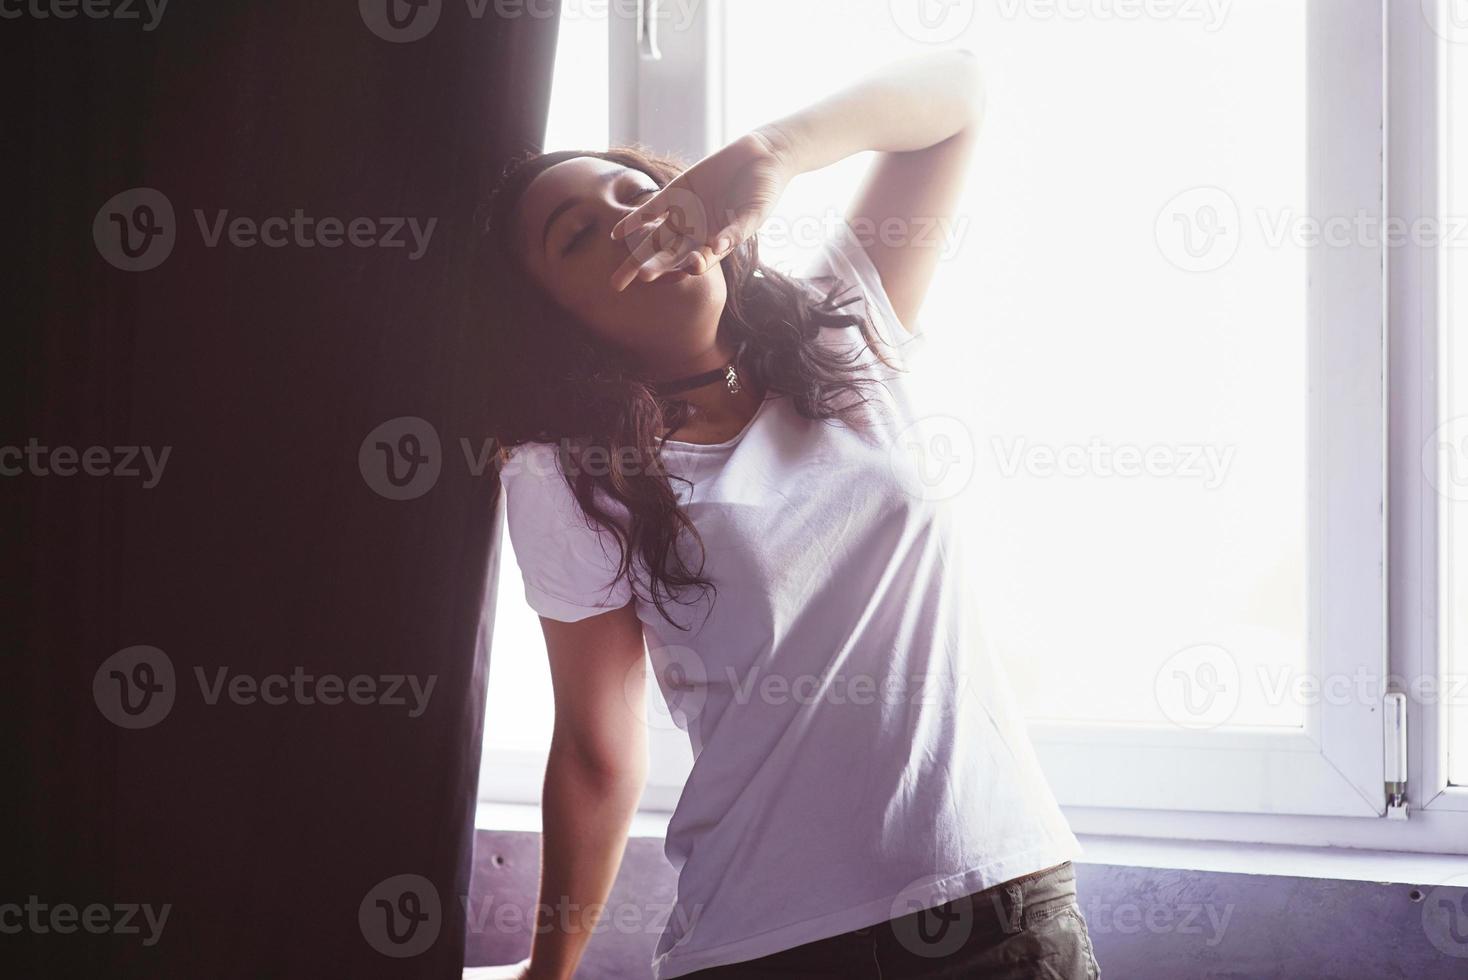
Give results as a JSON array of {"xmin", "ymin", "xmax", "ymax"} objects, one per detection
[{"xmin": 478, "ymin": 145, "xmax": 903, "ymax": 629}]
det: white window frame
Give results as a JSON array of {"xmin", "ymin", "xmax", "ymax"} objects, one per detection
[
  {"xmin": 1409, "ymin": 0, "xmax": 1468, "ymax": 818},
  {"xmin": 480, "ymin": 0, "xmax": 1468, "ymax": 854},
  {"xmin": 1050, "ymin": 0, "xmax": 1468, "ymax": 852},
  {"xmin": 1022, "ymin": 0, "xmax": 1388, "ymax": 822}
]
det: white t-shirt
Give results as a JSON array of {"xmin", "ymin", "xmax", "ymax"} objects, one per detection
[{"xmin": 499, "ymin": 217, "xmax": 1083, "ymax": 979}]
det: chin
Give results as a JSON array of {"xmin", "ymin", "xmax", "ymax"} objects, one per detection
[{"xmin": 637, "ymin": 269, "xmax": 726, "ymax": 330}]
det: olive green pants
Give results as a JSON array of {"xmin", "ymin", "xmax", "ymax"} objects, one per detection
[{"xmin": 681, "ymin": 861, "xmax": 1100, "ymax": 979}]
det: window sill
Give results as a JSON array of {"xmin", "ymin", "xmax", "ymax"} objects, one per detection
[
  {"xmin": 475, "ymin": 802, "xmax": 1468, "ymax": 888},
  {"xmin": 477, "ymin": 801, "xmax": 671, "ymax": 839}
]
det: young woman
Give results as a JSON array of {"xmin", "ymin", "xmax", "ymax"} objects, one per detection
[{"xmin": 473, "ymin": 50, "xmax": 1099, "ymax": 980}]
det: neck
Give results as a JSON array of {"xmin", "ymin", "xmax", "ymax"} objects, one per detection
[
  {"xmin": 645, "ymin": 336, "xmax": 741, "ymax": 385},
  {"xmin": 647, "ymin": 338, "xmax": 759, "ymax": 423}
]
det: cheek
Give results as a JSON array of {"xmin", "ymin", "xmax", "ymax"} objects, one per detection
[{"xmin": 567, "ymin": 275, "xmax": 640, "ymax": 329}]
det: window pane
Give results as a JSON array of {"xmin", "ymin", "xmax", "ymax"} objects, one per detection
[
  {"xmin": 724, "ymin": 2, "xmax": 1308, "ymax": 728},
  {"xmin": 484, "ymin": 512, "xmax": 556, "ymax": 758},
  {"xmin": 542, "ymin": 6, "xmax": 609, "ymax": 153},
  {"xmin": 482, "ymin": 9, "xmax": 610, "ymax": 769}
]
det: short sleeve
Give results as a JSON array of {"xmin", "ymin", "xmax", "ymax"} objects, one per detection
[
  {"xmin": 798, "ymin": 215, "xmax": 929, "ymax": 370},
  {"xmin": 499, "ymin": 442, "xmax": 636, "ymax": 623}
]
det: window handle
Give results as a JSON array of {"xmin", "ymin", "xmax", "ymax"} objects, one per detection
[{"xmin": 638, "ymin": 0, "xmax": 662, "ymax": 60}]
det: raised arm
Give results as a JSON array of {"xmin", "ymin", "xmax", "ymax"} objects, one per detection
[
  {"xmin": 757, "ymin": 49, "xmax": 986, "ymax": 333},
  {"xmin": 609, "ymin": 50, "xmax": 985, "ymax": 321}
]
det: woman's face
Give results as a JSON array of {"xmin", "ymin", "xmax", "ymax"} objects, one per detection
[{"xmin": 515, "ymin": 156, "xmax": 728, "ymax": 372}]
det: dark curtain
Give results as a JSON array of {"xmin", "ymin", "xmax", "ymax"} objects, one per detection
[{"xmin": 5, "ymin": 3, "xmax": 559, "ymax": 977}]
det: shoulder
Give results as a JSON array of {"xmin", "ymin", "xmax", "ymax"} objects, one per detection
[
  {"xmin": 498, "ymin": 440, "xmax": 637, "ymax": 623},
  {"xmin": 795, "ymin": 215, "xmax": 928, "ymax": 367},
  {"xmin": 499, "ymin": 441, "xmax": 570, "ymax": 516},
  {"xmin": 500, "ymin": 441, "xmax": 628, "ymax": 529},
  {"xmin": 500, "ymin": 440, "xmax": 563, "ymax": 488}
]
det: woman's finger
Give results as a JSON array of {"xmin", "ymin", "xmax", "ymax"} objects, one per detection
[
  {"xmin": 677, "ymin": 233, "xmax": 736, "ymax": 277},
  {"xmin": 609, "ymin": 220, "xmax": 672, "ymax": 291},
  {"xmin": 634, "ymin": 234, "xmax": 700, "ymax": 283},
  {"xmin": 611, "ymin": 221, "xmax": 699, "ymax": 291},
  {"xmin": 610, "ymin": 183, "xmax": 676, "ymax": 241},
  {"xmin": 711, "ymin": 209, "xmax": 764, "ymax": 261}
]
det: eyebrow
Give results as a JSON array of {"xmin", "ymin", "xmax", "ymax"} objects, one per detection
[{"xmin": 541, "ymin": 168, "xmax": 626, "ymax": 256}]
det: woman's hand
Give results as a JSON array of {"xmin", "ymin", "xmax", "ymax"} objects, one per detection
[
  {"xmin": 463, "ymin": 957, "xmax": 534, "ymax": 980},
  {"xmin": 608, "ymin": 125, "xmax": 798, "ymax": 292}
]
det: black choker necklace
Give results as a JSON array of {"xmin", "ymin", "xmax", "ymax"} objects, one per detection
[{"xmin": 649, "ymin": 344, "xmax": 746, "ymax": 397}]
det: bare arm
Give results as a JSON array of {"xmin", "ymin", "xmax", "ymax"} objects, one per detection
[
  {"xmin": 522, "ymin": 602, "xmax": 649, "ymax": 980},
  {"xmin": 758, "ymin": 49, "xmax": 986, "ymax": 332}
]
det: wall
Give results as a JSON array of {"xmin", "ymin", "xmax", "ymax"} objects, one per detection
[{"xmin": 466, "ymin": 830, "xmax": 1466, "ymax": 979}]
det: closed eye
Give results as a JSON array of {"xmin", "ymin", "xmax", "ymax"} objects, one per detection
[
  {"xmin": 563, "ymin": 222, "xmax": 596, "ymax": 255},
  {"xmin": 561, "ymin": 187, "xmax": 657, "ymax": 257}
]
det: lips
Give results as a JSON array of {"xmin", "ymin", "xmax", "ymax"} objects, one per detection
[{"xmin": 621, "ymin": 223, "xmax": 700, "ymax": 287}]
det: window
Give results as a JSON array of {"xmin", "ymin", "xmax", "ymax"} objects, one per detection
[
  {"xmin": 630, "ymin": 0, "xmax": 1386, "ymax": 825},
  {"xmin": 1440, "ymin": 5, "xmax": 1468, "ymax": 791},
  {"xmin": 482, "ymin": 0, "xmax": 1468, "ymax": 854}
]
